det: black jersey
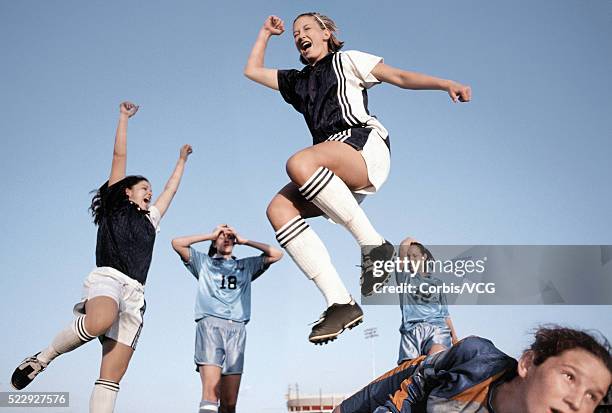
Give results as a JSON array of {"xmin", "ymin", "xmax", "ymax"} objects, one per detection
[
  {"xmin": 278, "ymin": 50, "xmax": 390, "ymax": 151},
  {"xmin": 95, "ymin": 185, "xmax": 160, "ymax": 285}
]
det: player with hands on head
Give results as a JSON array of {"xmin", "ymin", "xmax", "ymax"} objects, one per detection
[
  {"xmin": 244, "ymin": 13, "xmax": 471, "ymax": 345},
  {"xmin": 172, "ymin": 224, "xmax": 283, "ymax": 413},
  {"xmin": 11, "ymin": 101, "xmax": 193, "ymax": 413},
  {"xmin": 395, "ymin": 236, "xmax": 458, "ymax": 364}
]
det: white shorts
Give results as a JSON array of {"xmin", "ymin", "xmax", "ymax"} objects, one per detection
[
  {"xmin": 356, "ymin": 129, "xmax": 391, "ymax": 195},
  {"xmin": 73, "ymin": 267, "xmax": 146, "ymax": 350},
  {"xmin": 325, "ymin": 127, "xmax": 391, "ymax": 195}
]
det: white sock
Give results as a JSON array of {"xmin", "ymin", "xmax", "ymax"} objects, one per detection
[
  {"xmin": 37, "ymin": 316, "xmax": 96, "ymax": 365},
  {"xmin": 299, "ymin": 167, "xmax": 384, "ymax": 246},
  {"xmin": 199, "ymin": 400, "xmax": 218, "ymax": 412},
  {"xmin": 276, "ymin": 216, "xmax": 351, "ymax": 306},
  {"xmin": 90, "ymin": 379, "xmax": 119, "ymax": 413}
]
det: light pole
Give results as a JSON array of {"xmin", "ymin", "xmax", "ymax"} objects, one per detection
[{"xmin": 364, "ymin": 327, "xmax": 378, "ymax": 380}]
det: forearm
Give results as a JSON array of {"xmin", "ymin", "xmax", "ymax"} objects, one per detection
[
  {"xmin": 153, "ymin": 156, "xmax": 188, "ymax": 217},
  {"xmin": 108, "ymin": 114, "xmax": 129, "ymax": 185},
  {"xmin": 113, "ymin": 114, "xmax": 129, "ymax": 157},
  {"xmin": 243, "ymin": 239, "xmax": 282, "ymax": 259},
  {"xmin": 245, "ymin": 29, "xmax": 271, "ymax": 76},
  {"xmin": 172, "ymin": 233, "xmax": 217, "ymax": 249},
  {"xmin": 396, "ymin": 70, "xmax": 450, "ymax": 90},
  {"xmin": 244, "ymin": 30, "xmax": 279, "ymax": 89},
  {"xmin": 164, "ymin": 157, "xmax": 187, "ymax": 194}
]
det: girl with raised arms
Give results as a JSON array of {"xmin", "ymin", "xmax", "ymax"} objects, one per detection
[
  {"xmin": 244, "ymin": 13, "xmax": 471, "ymax": 344},
  {"xmin": 11, "ymin": 102, "xmax": 193, "ymax": 413}
]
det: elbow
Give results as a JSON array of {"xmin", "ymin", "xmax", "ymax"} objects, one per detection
[
  {"xmin": 243, "ymin": 66, "xmax": 255, "ymax": 81},
  {"xmin": 269, "ymin": 248, "xmax": 284, "ymax": 264},
  {"xmin": 400, "ymin": 236, "xmax": 416, "ymax": 246},
  {"xmin": 171, "ymin": 238, "xmax": 182, "ymax": 252}
]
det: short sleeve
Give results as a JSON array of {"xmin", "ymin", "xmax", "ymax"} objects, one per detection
[
  {"xmin": 241, "ymin": 255, "xmax": 268, "ymax": 281},
  {"xmin": 344, "ymin": 50, "xmax": 384, "ymax": 89},
  {"xmin": 147, "ymin": 205, "xmax": 161, "ymax": 233},
  {"xmin": 277, "ymin": 69, "xmax": 303, "ymax": 111},
  {"xmin": 184, "ymin": 247, "xmax": 210, "ymax": 280}
]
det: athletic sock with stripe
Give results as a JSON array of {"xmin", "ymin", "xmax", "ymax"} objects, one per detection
[
  {"xmin": 276, "ymin": 216, "xmax": 351, "ymax": 306},
  {"xmin": 298, "ymin": 167, "xmax": 384, "ymax": 246},
  {"xmin": 90, "ymin": 379, "xmax": 119, "ymax": 413},
  {"xmin": 37, "ymin": 315, "xmax": 96, "ymax": 365}
]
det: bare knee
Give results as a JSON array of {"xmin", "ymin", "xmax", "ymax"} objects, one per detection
[
  {"xmin": 203, "ymin": 383, "xmax": 220, "ymax": 402},
  {"xmin": 267, "ymin": 195, "xmax": 295, "ymax": 230},
  {"xmin": 286, "ymin": 150, "xmax": 318, "ymax": 185},
  {"xmin": 84, "ymin": 304, "xmax": 118, "ymax": 336}
]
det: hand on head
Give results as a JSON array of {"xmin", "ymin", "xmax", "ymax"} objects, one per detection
[
  {"xmin": 224, "ymin": 225, "xmax": 247, "ymax": 245},
  {"xmin": 263, "ymin": 15, "xmax": 285, "ymax": 36},
  {"xmin": 119, "ymin": 101, "xmax": 139, "ymax": 117},
  {"xmin": 212, "ymin": 224, "xmax": 228, "ymax": 239}
]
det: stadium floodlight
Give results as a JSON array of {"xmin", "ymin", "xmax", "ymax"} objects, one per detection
[{"xmin": 363, "ymin": 327, "xmax": 378, "ymax": 379}]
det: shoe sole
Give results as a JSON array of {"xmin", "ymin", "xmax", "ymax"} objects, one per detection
[
  {"xmin": 362, "ymin": 248, "xmax": 397, "ymax": 297},
  {"xmin": 309, "ymin": 314, "xmax": 364, "ymax": 345}
]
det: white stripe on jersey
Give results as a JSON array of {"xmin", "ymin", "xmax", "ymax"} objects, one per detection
[
  {"xmin": 332, "ymin": 53, "xmax": 360, "ymax": 126},
  {"xmin": 334, "ymin": 53, "xmax": 389, "ymax": 140}
]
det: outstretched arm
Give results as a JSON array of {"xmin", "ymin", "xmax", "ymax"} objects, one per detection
[
  {"xmin": 171, "ymin": 225, "xmax": 224, "ymax": 263},
  {"xmin": 371, "ymin": 63, "xmax": 471, "ymax": 103},
  {"xmin": 153, "ymin": 144, "xmax": 192, "ymax": 218},
  {"xmin": 109, "ymin": 102, "xmax": 139, "ymax": 186},
  {"xmin": 244, "ymin": 15, "xmax": 285, "ymax": 90},
  {"xmin": 227, "ymin": 226, "xmax": 283, "ymax": 266}
]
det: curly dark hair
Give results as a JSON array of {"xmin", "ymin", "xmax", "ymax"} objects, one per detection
[
  {"xmin": 529, "ymin": 326, "xmax": 611, "ymax": 372},
  {"xmin": 530, "ymin": 326, "xmax": 612, "ymax": 409},
  {"xmin": 89, "ymin": 175, "xmax": 149, "ymax": 225}
]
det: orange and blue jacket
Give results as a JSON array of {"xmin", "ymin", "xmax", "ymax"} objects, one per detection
[{"xmin": 340, "ymin": 336, "xmax": 517, "ymax": 413}]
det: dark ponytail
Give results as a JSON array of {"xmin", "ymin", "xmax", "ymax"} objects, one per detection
[{"xmin": 89, "ymin": 175, "xmax": 148, "ymax": 225}]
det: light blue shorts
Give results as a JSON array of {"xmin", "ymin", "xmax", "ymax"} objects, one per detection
[
  {"xmin": 398, "ymin": 322, "xmax": 451, "ymax": 364},
  {"xmin": 195, "ymin": 315, "xmax": 246, "ymax": 375}
]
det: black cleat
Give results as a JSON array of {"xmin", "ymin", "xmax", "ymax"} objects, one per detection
[
  {"xmin": 360, "ymin": 240, "xmax": 395, "ymax": 297},
  {"xmin": 11, "ymin": 353, "xmax": 47, "ymax": 390},
  {"xmin": 309, "ymin": 300, "xmax": 364, "ymax": 345}
]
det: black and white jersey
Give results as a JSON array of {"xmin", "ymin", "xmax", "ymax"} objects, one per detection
[
  {"xmin": 278, "ymin": 50, "xmax": 390, "ymax": 152},
  {"xmin": 95, "ymin": 183, "xmax": 161, "ymax": 285}
]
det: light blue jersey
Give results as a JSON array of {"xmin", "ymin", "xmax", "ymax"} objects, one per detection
[
  {"xmin": 184, "ymin": 247, "xmax": 267, "ymax": 323},
  {"xmin": 396, "ymin": 271, "xmax": 449, "ymax": 333}
]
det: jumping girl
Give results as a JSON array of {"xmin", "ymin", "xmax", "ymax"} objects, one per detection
[
  {"xmin": 11, "ymin": 102, "xmax": 193, "ymax": 413},
  {"xmin": 172, "ymin": 224, "xmax": 282, "ymax": 413},
  {"xmin": 244, "ymin": 13, "xmax": 471, "ymax": 344}
]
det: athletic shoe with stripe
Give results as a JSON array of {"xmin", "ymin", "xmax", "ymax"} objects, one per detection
[
  {"xmin": 11, "ymin": 353, "xmax": 47, "ymax": 390},
  {"xmin": 309, "ymin": 300, "xmax": 364, "ymax": 345},
  {"xmin": 360, "ymin": 240, "xmax": 395, "ymax": 297}
]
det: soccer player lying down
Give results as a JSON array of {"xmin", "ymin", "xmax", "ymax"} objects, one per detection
[{"xmin": 335, "ymin": 326, "xmax": 611, "ymax": 413}]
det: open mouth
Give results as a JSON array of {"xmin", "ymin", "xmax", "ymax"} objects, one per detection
[
  {"xmin": 299, "ymin": 40, "xmax": 312, "ymax": 51},
  {"xmin": 144, "ymin": 197, "xmax": 151, "ymax": 204}
]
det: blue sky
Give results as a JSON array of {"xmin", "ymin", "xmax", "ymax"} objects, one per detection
[{"xmin": 1, "ymin": 1, "xmax": 611, "ymax": 412}]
